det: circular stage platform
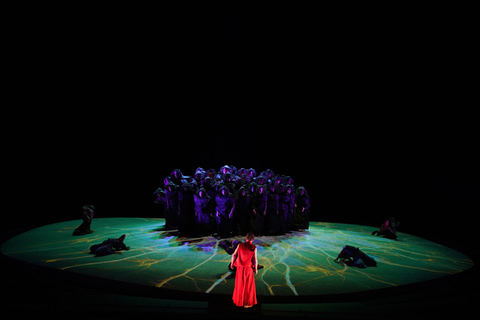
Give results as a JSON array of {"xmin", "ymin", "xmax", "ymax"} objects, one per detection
[{"xmin": 1, "ymin": 217, "xmax": 474, "ymax": 302}]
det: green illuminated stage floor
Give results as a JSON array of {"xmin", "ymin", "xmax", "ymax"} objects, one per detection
[{"xmin": 1, "ymin": 218, "xmax": 474, "ymax": 298}]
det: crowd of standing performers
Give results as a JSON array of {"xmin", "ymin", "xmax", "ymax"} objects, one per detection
[{"xmin": 154, "ymin": 165, "xmax": 311, "ymax": 239}]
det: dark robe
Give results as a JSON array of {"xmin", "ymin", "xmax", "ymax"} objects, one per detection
[
  {"xmin": 153, "ymin": 188, "xmax": 168, "ymax": 224},
  {"xmin": 234, "ymin": 188, "xmax": 252, "ymax": 236},
  {"xmin": 194, "ymin": 189, "xmax": 212, "ymax": 236},
  {"xmin": 292, "ymin": 187, "xmax": 310, "ymax": 230},
  {"xmin": 178, "ymin": 183, "xmax": 196, "ymax": 237},
  {"xmin": 153, "ymin": 187, "xmax": 165, "ymax": 204},
  {"xmin": 334, "ymin": 245, "xmax": 377, "ymax": 268},
  {"xmin": 250, "ymin": 188, "xmax": 267, "ymax": 236},
  {"xmin": 286, "ymin": 185, "xmax": 296, "ymax": 231},
  {"xmin": 170, "ymin": 169, "xmax": 189, "ymax": 186},
  {"xmin": 164, "ymin": 183, "xmax": 179, "ymax": 230},
  {"xmin": 73, "ymin": 205, "xmax": 95, "ymax": 236},
  {"xmin": 89, "ymin": 237, "xmax": 129, "ymax": 256},
  {"xmin": 372, "ymin": 217, "xmax": 398, "ymax": 240},
  {"xmin": 278, "ymin": 189, "xmax": 291, "ymax": 234},
  {"xmin": 265, "ymin": 190, "xmax": 280, "ymax": 235},
  {"xmin": 255, "ymin": 175, "xmax": 267, "ymax": 185},
  {"xmin": 215, "ymin": 187, "xmax": 235, "ymax": 238},
  {"xmin": 203, "ymin": 177, "xmax": 218, "ymax": 211}
]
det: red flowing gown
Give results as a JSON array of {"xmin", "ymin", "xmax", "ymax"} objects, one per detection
[{"xmin": 232, "ymin": 242, "xmax": 257, "ymax": 307}]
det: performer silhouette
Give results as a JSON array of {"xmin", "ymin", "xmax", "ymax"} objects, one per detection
[{"xmin": 231, "ymin": 232, "xmax": 258, "ymax": 308}]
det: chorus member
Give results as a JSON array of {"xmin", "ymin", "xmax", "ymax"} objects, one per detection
[
  {"xmin": 250, "ymin": 185, "xmax": 267, "ymax": 236},
  {"xmin": 194, "ymin": 188, "xmax": 212, "ymax": 236},
  {"xmin": 215, "ymin": 186, "xmax": 235, "ymax": 238},
  {"xmin": 292, "ymin": 186, "xmax": 310, "ymax": 231}
]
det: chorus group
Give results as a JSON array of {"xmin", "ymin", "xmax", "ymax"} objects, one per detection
[{"xmin": 153, "ymin": 165, "xmax": 311, "ymax": 238}]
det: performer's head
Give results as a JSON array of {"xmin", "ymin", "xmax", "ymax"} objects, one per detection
[
  {"xmin": 240, "ymin": 187, "xmax": 246, "ymax": 196},
  {"xmin": 82, "ymin": 205, "xmax": 95, "ymax": 215},
  {"xmin": 221, "ymin": 188, "xmax": 229, "ymax": 196},
  {"xmin": 246, "ymin": 232, "xmax": 254, "ymax": 243}
]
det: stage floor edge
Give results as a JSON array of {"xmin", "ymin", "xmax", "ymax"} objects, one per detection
[{"xmin": 1, "ymin": 217, "xmax": 475, "ymax": 313}]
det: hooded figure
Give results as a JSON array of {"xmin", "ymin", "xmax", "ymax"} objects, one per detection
[
  {"xmin": 153, "ymin": 187, "xmax": 168, "ymax": 224},
  {"xmin": 292, "ymin": 186, "xmax": 310, "ymax": 231},
  {"xmin": 203, "ymin": 177, "xmax": 218, "ymax": 208},
  {"xmin": 73, "ymin": 205, "xmax": 95, "ymax": 235},
  {"xmin": 264, "ymin": 169, "xmax": 275, "ymax": 185},
  {"xmin": 277, "ymin": 185, "xmax": 288, "ymax": 234},
  {"xmin": 372, "ymin": 217, "xmax": 400, "ymax": 240},
  {"xmin": 90, "ymin": 234, "xmax": 129, "ymax": 257},
  {"xmin": 164, "ymin": 181, "xmax": 179, "ymax": 230},
  {"xmin": 282, "ymin": 176, "xmax": 294, "ymax": 185},
  {"xmin": 235, "ymin": 186, "xmax": 252, "ymax": 236},
  {"xmin": 163, "ymin": 176, "xmax": 172, "ymax": 187},
  {"xmin": 248, "ymin": 182, "xmax": 257, "ymax": 195},
  {"xmin": 153, "ymin": 187, "xmax": 166, "ymax": 205},
  {"xmin": 170, "ymin": 169, "xmax": 189, "ymax": 186},
  {"xmin": 220, "ymin": 165, "xmax": 232, "ymax": 175},
  {"xmin": 255, "ymin": 175, "xmax": 267, "ymax": 185},
  {"xmin": 193, "ymin": 171, "xmax": 205, "ymax": 187},
  {"xmin": 195, "ymin": 167, "xmax": 206, "ymax": 175},
  {"xmin": 215, "ymin": 185, "xmax": 235, "ymax": 238},
  {"xmin": 206, "ymin": 168, "xmax": 217, "ymax": 180},
  {"xmin": 247, "ymin": 168, "xmax": 257, "ymax": 179},
  {"xmin": 334, "ymin": 245, "xmax": 377, "ymax": 268},
  {"xmin": 250, "ymin": 185, "xmax": 268, "ymax": 236},
  {"xmin": 285, "ymin": 184, "xmax": 296, "ymax": 231},
  {"xmin": 215, "ymin": 165, "xmax": 232, "ymax": 181},
  {"xmin": 194, "ymin": 188, "xmax": 212, "ymax": 236},
  {"xmin": 237, "ymin": 168, "xmax": 247, "ymax": 178},
  {"xmin": 265, "ymin": 184, "xmax": 280, "ymax": 235},
  {"xmin": 178, "ymin": 181, "xmax": 196, "ymax": 236}
]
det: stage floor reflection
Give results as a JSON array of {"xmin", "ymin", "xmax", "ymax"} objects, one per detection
[{"xmin": 1, "ymin": 218, "xmax": 473, "ymax": 297}]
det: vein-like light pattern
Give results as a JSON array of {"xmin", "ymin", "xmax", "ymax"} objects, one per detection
[{"xmin": 1, "ymin": 218, "xmax": 473, "ymax": 296}]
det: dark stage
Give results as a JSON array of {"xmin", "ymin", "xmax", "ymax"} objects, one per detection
[
  {"xmin": 3, "ymin": 122, "xmax": 479, "ymax": 319},
  {"xmin": 3, "ymin": 15, "xmax": 480, "ymax": 319}
]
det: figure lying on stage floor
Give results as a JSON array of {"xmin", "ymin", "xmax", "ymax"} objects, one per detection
[
  {"xmin": 372, "ymin": 217, "xmax": 400, "ymax": 240},
  {"xmin": 220, "ymin": 239, "xmax": 241, "ymax": 255},
  {"xmin": 73, "ymin": 205, "xmax": 95, "ymax": 236},
  {"xmin": 334, "ymin": 245, "xmax": 377, "ymax": 268},
  {"xmin": 90, "ymin": 234, "xmax": 130, "ymax": 257}
]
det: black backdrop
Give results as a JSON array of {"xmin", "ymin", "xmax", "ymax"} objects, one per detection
[
  {"xmin": 4, "ymin": 121, "xmax": 479, "ymax": 250},
  {"xmin": 2, "ymin": 17, "xmax": 478, "ymax": 250}
]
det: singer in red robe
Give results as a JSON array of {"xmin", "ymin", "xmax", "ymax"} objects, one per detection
[{"xmin": 231, "ymin": 232, "xmax": 258, "ymax": 308}]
